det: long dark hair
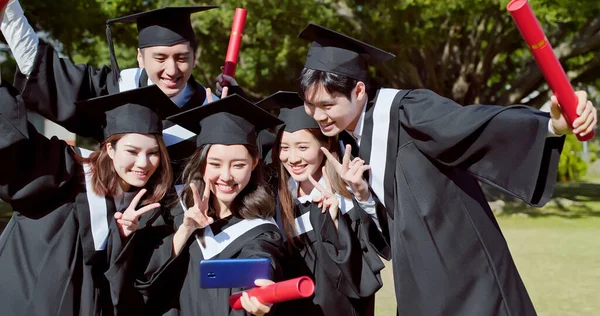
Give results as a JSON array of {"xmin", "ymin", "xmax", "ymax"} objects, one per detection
[
  {"xmin": 180, "ymin": 144, "xmax": 275, "ymax": 219},
  {"xmin": 273, "ymin": 128, "xmax": 352, "ymax": 244},
  {"xmin": 75, "ymin": 133, "xmax": 172, "ymax": 205}
]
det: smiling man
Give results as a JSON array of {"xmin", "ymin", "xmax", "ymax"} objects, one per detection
[
  {"xmin": 297, "ymin": 23, "xmax": 597, "ymax": 316},
  {"xmin": 1, "ymin": 2, "xmax": 234, "ymax": 140}
]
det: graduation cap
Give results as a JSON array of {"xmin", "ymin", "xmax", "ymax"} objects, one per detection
[
  {"xmin": 298, "ymin": 23, "xmax": 396, "ymax": 81},
  {"xmin": 76, "ymin": 85, "xmax": 180, "ymax": 141},
  {"xmin": 167, "ymin": 94, "xmax": 283, "ymax": 150},
  {"xmin": 105, "ymin": 6, "xmax": 218, "ymax": 80},
  {"xmin": 257, "ymin": 91, "xmax": 319, "ymax": 133}
]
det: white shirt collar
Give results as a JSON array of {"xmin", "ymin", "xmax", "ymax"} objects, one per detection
[
  {"xmin": 288, "ymin": 177, "xmax": 327, "ymax": 204},
  {"xmin": 350, "ymin": 98, "xmax": 369, "ymax": 146},
  {"xmin": 287, "ymin": 177, "xmax": 354, "ymax": 215}
]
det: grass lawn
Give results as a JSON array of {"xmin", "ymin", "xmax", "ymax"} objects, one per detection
[
  {"xmin": 500, "ymin": 216, "xmax": 600, "ymax": 316},
  {"xmin": 375, "ymin": 181, "xmax": 600, "ymax": 316},
  {"xmin": 0, "ymin": 202, "xmax": 11, "ymax": 232},
  {"xmin": 375, "ymin": 216, "xmax": 600, "ymax": 316}
]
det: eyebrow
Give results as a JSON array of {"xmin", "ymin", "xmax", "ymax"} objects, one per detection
[
  {"xmin": 152, "ymin": 52, "xmax": 190, "ymax": 58},
  {"xmin": 281, "ymin": 141, "xmax": 310, "ymax": 146},
  {"xmin": 207, "ymin": 158, "xmax": 249, "ymax": 162},
  {"xmin": 305, "ymin": 98, "xmax": 337, "ymax": 106},
  {"xmin": 123, "ymin": 145, "xmax": 159, "ymax": 151}
]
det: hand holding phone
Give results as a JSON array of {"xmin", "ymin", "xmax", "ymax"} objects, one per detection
[{"xmin": 200, "ymin": 258, "xmax": 271, "ymax": 289}]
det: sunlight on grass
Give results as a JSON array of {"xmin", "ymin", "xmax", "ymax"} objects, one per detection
[
  {"xmin": 500, "ymin": 217, "xmax": 600, "ymax": 316},
  {"xmin": 0, "ymin": 202, "xmax": 11, "ymax": 220},
  {"xmin": 375, "ymin": 217, "xmax": 600, "ymax": 316}
]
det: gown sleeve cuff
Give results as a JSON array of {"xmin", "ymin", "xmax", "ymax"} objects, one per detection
[
  {"xmin": 355, "ymin": 193, "xmax": 381, "ymax": 231},
  {"xmin": 547, "ymin": 119, "xmax": 562, "ymax": 137}
]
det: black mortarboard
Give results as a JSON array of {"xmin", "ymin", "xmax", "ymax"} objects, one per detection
[
  {"xmin": 166, "ymin": 94, "xmax": 283, "ymax": 149},
  {"xmin": 257, "ymin": 91, "xmax": 319, "ymax": 133},
  {"xmin": 105, "ymin": 6, "xmax": 217, "ymax": 80},
  {"xmin": 298, "ymin": 23, "xmax": 396, "ymax": 81},
  {"xmin": 76, "ymin": 85, "xmax": 180, "ymax": 141}
]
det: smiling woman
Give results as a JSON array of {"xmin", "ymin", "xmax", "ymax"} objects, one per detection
[
  {"xmin": 0, "ymin": 84, "xmax": 177, "ymax": 315},
  {"xmin": 77, "ymin": 132, "xmax": 171, "ymax": 206},
  {"xmin": 180, "ymin": 142, "xmax": 267, "ymax": 221},
  {"xmin": 124, "ymin": 94, "xmax": 285, "ymax": 316},
  {"xmin": 262, "ymin": 91, "xmax": 388, "ymax": 316}
]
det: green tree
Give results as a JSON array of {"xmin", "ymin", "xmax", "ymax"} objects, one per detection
[
  {"xmin": 557, "ymin": 135, "xmax": 595, "ymax": 181},
  {"xmin": 6, "ymin": 0, "xmax": 600, "ymax": 105},
  {"xmin": 2, "ymin": 0, "xmax": 599, "ymax": 183}
]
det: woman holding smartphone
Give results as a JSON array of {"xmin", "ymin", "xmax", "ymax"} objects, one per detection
[{"xmin": 129, "ymin": 94, "xmax": 285, "ymax": 316}]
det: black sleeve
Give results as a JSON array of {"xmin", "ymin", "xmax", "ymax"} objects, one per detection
[
  {"xmin": 315, "ymin": 204, "xmax": 385, "ymax": 299},
  {"xmin": 350, "ymin": 197, "xmax": 391, "ymax": 261},
  {"xmin": 13, "ymin": 40, "xmax": 117, "ymax": 139},
  {"xmin": 237, "ymin": 230, "xmax": 286, "ymax": 282},
  {"xmin": 0, "ymin": 81, "xmax": 79, "ymax": 211},
  {"xmin": 104, "ymin": 210, "xmax": 181, "ymax": 316},
  {"xmin": 231, "ymin": 230, "xmax": 285, "ymax": 316},
  {"xmin": 226, "ymin": 85, "xmax": 248, "ymax": 99},
  {"xmin": 399, "ymin": 89, "xmax": 564, "ymax": 206}
]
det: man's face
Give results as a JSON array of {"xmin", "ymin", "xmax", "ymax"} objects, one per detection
[
  {"xmin": 138, "ymin": 42, "xmax": 196, "ymax": 97},
  {"xmin": 303, "ymin": 82, "xmax": 366, "ymax": 137}
]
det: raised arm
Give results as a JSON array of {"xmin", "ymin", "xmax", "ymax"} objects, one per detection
[
  {"xmin": 2, "ymin": 1, "xmax": 116, "ymax": 137},
  {"xmin": 399, "ymin": 89, "xmax": 566, "ymax": 206},
  {"xmin": 1, "ymin": 0, "xmax": 38, "ymax": 76},
  {"xmin": 0, "ymin": 80, "xmax": 78, "ymax": 211}
]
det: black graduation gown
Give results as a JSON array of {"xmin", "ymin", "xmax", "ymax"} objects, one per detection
[
  {"xmin": 103, "ymin": 207, "xmax": 174, "ymax": 316},
  {"xmin": 125, "ymin": 202, "xmax": 285, "ymax": 316},
  {"xmin": 0, "ymin": 82, "xmax": 130, "ymax": 315},
  {"xmin": 274, "ymin": 179, "xmax": 389, "ymax": 316},
  {"xmin": 348, "ymin": 88, "xmax": 565, "ymax": 316}
]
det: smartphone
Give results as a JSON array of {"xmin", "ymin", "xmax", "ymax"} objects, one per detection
[{"xmin": 199, "ymin": 258, "xmax": 271, "ymax": 289}]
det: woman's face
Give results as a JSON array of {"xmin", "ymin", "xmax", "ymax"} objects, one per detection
[
  {"xmin": 279, "ymin": 129, "xmax": 324, "ymax": 183},
  {"xmin": 203, "ymin": 144, "xmax": 258, "ymax": 206},
  {"xmin": 107, "ymin": 133, "xmax": 161, "ymax": 191}
]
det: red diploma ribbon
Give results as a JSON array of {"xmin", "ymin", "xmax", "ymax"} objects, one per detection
[
  {"xmin": 508, "ymin": 0, "xmax": 593, "ymax": 141},
  {"xmin": 221, "ymin": 8, "xmax": 248, "ymax": 86},
  {"xmin": 229, "ymin": 277, "xmax": 315, "ymax": 310}
]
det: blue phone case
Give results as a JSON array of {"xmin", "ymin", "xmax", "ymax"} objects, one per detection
[{"xmin": 199, "ymin": 258, "xmax": 271, "ymax": 288}]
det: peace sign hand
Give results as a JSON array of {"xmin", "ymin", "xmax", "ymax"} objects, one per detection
[
  {"xmin": 205, "ymin": 86, "xmax": 229, "ymax": 104},
  {"xmin": 321, "ymin": 145, "xmax": 371, "ymax": 201},
  {"xmin": 308, "ymin": 167, "xmax": 340, "ymax": 223},
  {"xmin": 182, "ymin": 182, "xmax": 214, "ymax": 232},
  {"xmin": 114, "ymin": 189, "xmax": 160, "ymax": 238}
]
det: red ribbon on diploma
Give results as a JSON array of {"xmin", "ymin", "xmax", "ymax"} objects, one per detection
[
  {"xmin": 507, "ymin": 0, "xmax": 594, "ymax": 141},
  {"xmin": 221, "ymin": 8, "xmax": 248, "ymax": 86},
  {"xmin": 229, "ymin": 276, "xmax": 315, "ymax": 310}
]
